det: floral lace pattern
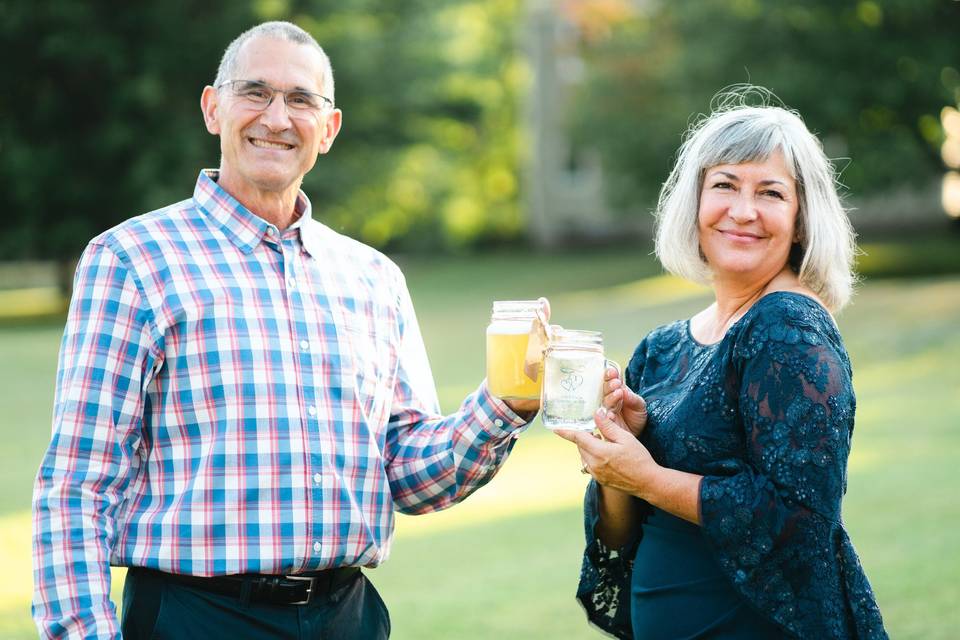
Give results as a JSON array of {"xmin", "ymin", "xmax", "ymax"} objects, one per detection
[
  {"xmin": 577, "ymin": 293, "xmax": 887, "ymax": 639},
  {"xmin": 577, "ymin": 481, "xmax": 644, "ymax": 639}
]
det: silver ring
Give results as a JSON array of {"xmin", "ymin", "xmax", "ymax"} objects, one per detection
[{"xmin": 580, "ymin": 464, "xmax": 589, "ymax": 475}]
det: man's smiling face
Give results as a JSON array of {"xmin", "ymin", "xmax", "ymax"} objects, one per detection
[{"xmin": 203, "ymin": 35, "xmax": 340, "ymax": 200}]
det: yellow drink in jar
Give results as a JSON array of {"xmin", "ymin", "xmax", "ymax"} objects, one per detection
[{"xmin": 486, "ymin": 323, "xmax": 542, "ymax": 400}]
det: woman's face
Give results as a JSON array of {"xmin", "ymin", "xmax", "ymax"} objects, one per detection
[{"xmin": 697, "ymin": 150, "xmax": 800, "ymax": 286}]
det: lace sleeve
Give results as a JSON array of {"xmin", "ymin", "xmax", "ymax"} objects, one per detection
[
  {"xmin": 699, "ymin": 302, "xmax": 887, "ymax": 639},
  {"xmin": 574, "ymin": 338, "xmax": 651, "ymax": 639},
  {"xmin": 575, "ymin": 481, "xmax": 640, "ymax": 639}
]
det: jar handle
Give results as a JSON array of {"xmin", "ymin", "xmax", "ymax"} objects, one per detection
[{"xmin": 605, "ymin": 359, "xmax": 622, "ymax": 379}]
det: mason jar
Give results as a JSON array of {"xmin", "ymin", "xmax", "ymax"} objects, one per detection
[
  {"xmin": 486, "ymin": 300, "xmax": 543, "ymax": 400},
  {"xmin": 541, "ymin": 329, "xmax": 618, "ymax": 431}
]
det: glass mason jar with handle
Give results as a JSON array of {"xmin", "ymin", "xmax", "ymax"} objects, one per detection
[
  {"xmin": 486, "ymin": 300, "xmax": 545, "ymax": 400},
  {"xmin": 541, "ymin": 329, "xmax": 619, "ymax": 431}
]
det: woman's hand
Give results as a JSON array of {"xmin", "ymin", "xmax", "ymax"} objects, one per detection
[
  {"xmin": 600, "ymin": 368, "xmax": 648, "ymax": 438},
  {"xmin": 555, "ymin": 408, "xmax": 661, "ymax": 500}
]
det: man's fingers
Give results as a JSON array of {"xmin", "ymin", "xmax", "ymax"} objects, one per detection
[{"xmin": 538, "ymin": 297, "xmax": 551, "ymax": 323}]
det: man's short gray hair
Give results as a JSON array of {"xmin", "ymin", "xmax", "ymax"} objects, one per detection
[
  {"xmin": 214, "ymin": 21, "xmax": 335, "ymax": 102},
  {"xmin": 653, "ymin": 85, "xmax": 856, "ymax": 312}
]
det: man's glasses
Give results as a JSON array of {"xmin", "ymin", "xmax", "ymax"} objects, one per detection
[{"xmin": 218, "ymin": 80, "xmax": 333, "ymax": 114}]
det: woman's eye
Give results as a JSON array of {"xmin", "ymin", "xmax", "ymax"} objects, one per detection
[
  {"xmin": 713, "ymin": 182, "xmax": 733, "ymax": 190},
  {"xmin": 763, "ymin": 190, "xmax": 785, "ymax": 200}
]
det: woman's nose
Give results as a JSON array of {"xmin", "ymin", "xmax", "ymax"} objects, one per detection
[{"xmin": 727, "ymin": 193, "xmax": 758, "ymax": 223}]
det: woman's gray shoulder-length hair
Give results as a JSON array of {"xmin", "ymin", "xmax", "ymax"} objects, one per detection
[{"xmin": 653, "ymin": 86, "xmax": 857, "ymax": 312}]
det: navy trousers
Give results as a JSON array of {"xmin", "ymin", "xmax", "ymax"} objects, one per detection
[{"xmin": 121, "ymin": 567, "xmax": 390, "ymax": 639}]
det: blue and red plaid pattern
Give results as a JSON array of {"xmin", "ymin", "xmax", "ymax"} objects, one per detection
[{"xmin": 32, "ymin": 170, "xmax": 529, "ymax": 639}]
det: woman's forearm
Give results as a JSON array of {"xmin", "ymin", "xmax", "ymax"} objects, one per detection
[
  {"xmin": 642, "ymin": 466, "xmax": 703, "ymax": 525},
  {"xmin": 596, "ymin": 484, "xmax": 642, "ymax": 548}
]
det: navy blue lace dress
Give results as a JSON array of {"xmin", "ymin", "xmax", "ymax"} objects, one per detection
[{"xmin": 576, "ymin": 293, "xmax": 887, "ymax": 639}]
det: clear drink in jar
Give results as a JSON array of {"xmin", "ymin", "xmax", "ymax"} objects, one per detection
[{"xmin": 541, "ymin": 329, "xmax": 615, "ymax": 431}]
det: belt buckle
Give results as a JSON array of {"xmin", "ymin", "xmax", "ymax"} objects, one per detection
[{"xmin": 285, "ymin": 575, "xmax": 316, "ymax": 605}]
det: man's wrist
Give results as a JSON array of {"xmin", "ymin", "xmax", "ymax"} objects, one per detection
[{"xmin": 500, "ymin": 397, "xmax": 539, "ymax": 419}]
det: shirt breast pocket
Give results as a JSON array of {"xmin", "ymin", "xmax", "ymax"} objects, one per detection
[{"xmin": 343, "ymin": 321, "xmax": 388, "ymax": 421}]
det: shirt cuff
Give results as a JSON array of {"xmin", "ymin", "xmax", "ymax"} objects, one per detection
[{"xmin": 474, "ymin": 380, "xmax": 536, "ymax": 440}]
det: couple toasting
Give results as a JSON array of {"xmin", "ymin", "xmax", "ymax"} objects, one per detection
[{"xmin": 32, "ymin": 21, "xmax": 887, "ymax": 639}]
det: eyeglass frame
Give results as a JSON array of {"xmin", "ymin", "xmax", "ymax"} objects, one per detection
[{"xmin": 216, "ymin": 79, "xmax": 334, "ymax": 114}]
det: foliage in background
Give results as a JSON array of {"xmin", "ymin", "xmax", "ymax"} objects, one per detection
[
  {"xmin": 299, "ymin": 0, "xmax": 524, "ymax": 250},
  {"xmin": 566, "ymin": 0, "xmax": 960, "ymax": 213},
  {"xmin": 0, "ymin": 0, "xmax": 250, "ymax": 261},
  {"xmin": 0, "ymin": 0, "xmax": 523, "ymax": 262},
  {"xmin": 4, "ymin": 0, "xmax": 958, "ymax": 264}
]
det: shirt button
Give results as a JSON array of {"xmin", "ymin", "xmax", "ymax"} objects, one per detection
[
  {"xmin": 313, "ymin": 541, "xmax": 322, "ymax": 553},
  {"xmin": 308, "ymin": 405, "xmax": 318, "ymax": 417},
  {"xmin": 300, "ymin": 340, "xmax": 310, "ymax": 351},
  {"xmin": 494, "ymin": 418, "xmax": 504, "ymax": 427},
  {"xmin": 313, "ymin": 473, "xmax": 322, "ymax": 484},
  {"xmin": 287, "ymin": 277, "xmax": 296, "ymax": 288}
]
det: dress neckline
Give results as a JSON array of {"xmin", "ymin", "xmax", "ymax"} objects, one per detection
[{"xmin": 683, "ymin": 290, "xmax": 823, "ymax": 348}]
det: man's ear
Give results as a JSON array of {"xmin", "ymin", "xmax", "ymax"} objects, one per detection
[
  {"xmin": 317, "ymin": 108, "xmax": 343, "ymax": 155},
  {"xmin": 200, "ymin": 85, "xmax": 221, "ymax": 135}
]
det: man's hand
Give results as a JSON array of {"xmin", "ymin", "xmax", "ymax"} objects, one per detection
[{"xmin": 501, "ymin": 297, "xmax": 550, "ymax": 417}]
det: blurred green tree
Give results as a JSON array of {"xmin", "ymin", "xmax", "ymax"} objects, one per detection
[
  {"xmin": 0, "ymin": 1, "xmax": 252, "ymax": 270},
  {"xmin": 298, "ymin": 0, "xmax": 524, "ymax": 250},
  {"xmin": 567, "ymin": 0, "xmax": 960, "ymax": 213},
  {"xmin": 0, "ymin": 0, "xmax": 524, "ymax": 274}
]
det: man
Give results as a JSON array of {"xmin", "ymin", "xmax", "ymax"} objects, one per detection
[{"xmin": 33, "ymin": 21, "xmax": 540, "ymax": 639}]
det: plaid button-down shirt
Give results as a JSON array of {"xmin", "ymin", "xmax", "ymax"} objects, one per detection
[{"xmin": 32, "ymin": 170, "xmax": 529, "ymax": 638}]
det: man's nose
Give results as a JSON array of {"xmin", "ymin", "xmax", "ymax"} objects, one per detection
[{"xmin": 260, "ymin": 93, "xmax": 293, "ymax": 130}]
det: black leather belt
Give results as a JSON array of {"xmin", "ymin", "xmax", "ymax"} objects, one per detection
[{"xmin": 136, "ymin": 566, "xmax": 361, "ymax": 606}]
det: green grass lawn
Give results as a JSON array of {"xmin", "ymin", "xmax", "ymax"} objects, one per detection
[{"xmin": 2, "ymin": 247, "xmax": 958, "ymax": 638}]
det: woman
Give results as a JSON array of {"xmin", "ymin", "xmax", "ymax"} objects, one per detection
[{"xmin": 556, "ymin": 88, "xmax": 887, "ymax": 639}]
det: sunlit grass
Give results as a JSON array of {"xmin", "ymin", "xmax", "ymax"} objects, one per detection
[
  {"xmin": 0, "ymin": 512, "xmax": 128, "ymax": 637},
  {"xmin": 2, "ymin": 249, "xmax": 958, "ymax": 638},
  {"xmin": 0, "ymin": 287, "xmax": 64, "ymax": 321},
  {"xmin": 393, "ymin": 431, "xmax": 589, "ymax": 539}
]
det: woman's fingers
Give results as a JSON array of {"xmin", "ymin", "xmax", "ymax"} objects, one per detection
[
  {"xmin": 602, "ymin": 386, "xmax": 623, "ymax": 410},
  {"xmin": 594, "ymin": 408, "xmax": 633, "ymax": 443},
  {"xmin": 554, "ymin": 426, "xmax": 610, "ymax": 457},
  {"xmin": 622, "ymin": 387, "xmax": 646, "ymax": 412}
]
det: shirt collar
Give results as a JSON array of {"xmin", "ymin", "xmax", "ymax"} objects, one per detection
[{"xmin": 193, "ymin": 169, "xmax": 323, "ymax": 257}]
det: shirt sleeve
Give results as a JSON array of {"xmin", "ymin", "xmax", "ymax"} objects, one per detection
[
  {"xmin": 382, "ymin": 280, "xmax": 532, "ymax": 515},
  {"xmin": 698, "ymin": 306, "xmax": 887, "ymax": 638},
  {"xmin": 32, "ymin": 241, "xmax": 162, "ymax": 639}
]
